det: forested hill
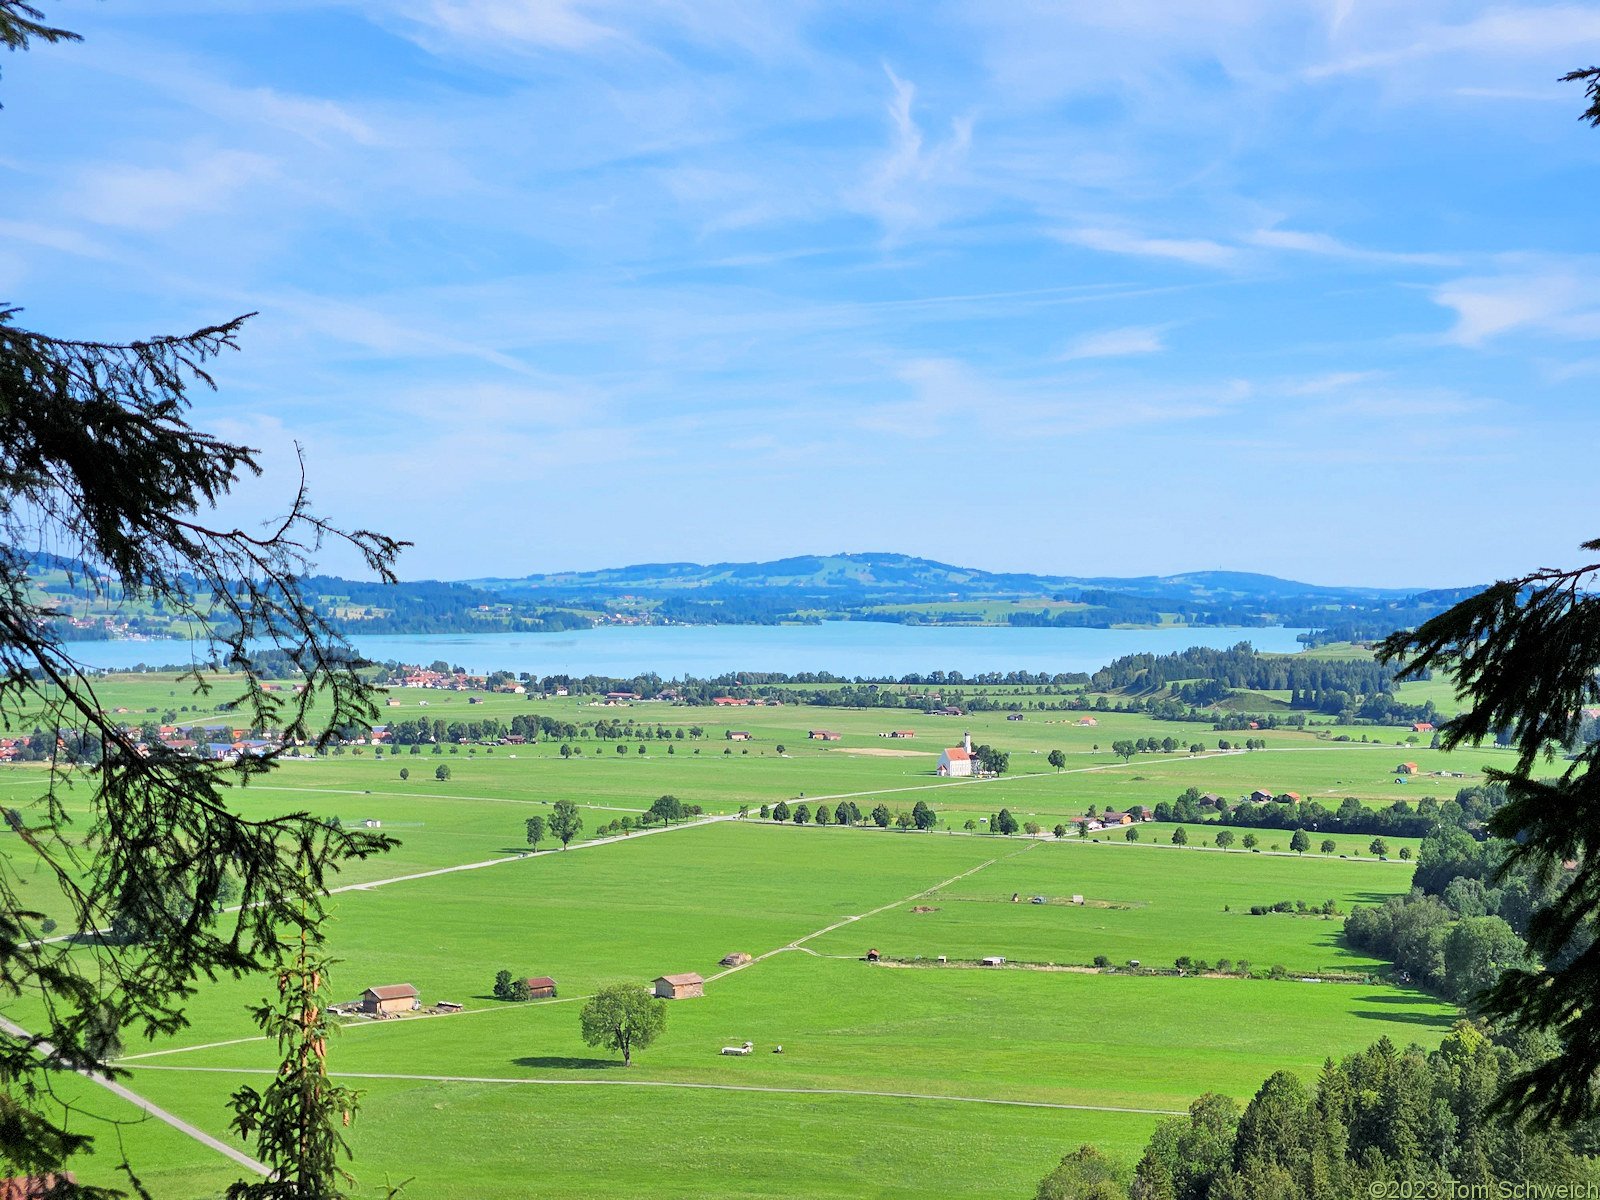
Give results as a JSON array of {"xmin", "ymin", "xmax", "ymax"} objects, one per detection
[
  {"xmin": 32, "ymin": 549, "xmax": 1478, "ymax": 639},
  {"xmin": 472, "ymin": 553, "xmax": 1425, "ymax": 604},
  {"xmin": 463, "ymin": 553, "xmax": 1474, "ymax": 638}
]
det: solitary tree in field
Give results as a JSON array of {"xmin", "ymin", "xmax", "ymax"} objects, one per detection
[
  {"xmin": 1215, "ymin": 829, "xmax": 1234, "ymax": 850},
  {"xmin": 1320, "ymin": 838, "xmax": 1337, "ymax": 855},
  {"xmin": 963, "ymin": 818, "xmax": 977, "ymax": 831},
  {"xmin": 1053, "ymin": 824, "xmax": 1067, "ymax": 839},
  {"xmin": 399, "ymin": 767, "xmax": 409, "ymax": 780},
  {"xmin": 579, "ymin": 984, "xmax": 666, "ymax": 1067},
  {"xmin": 1125, "ymin": 826, "xmax": 1139, "ymax": 842},
  {"xmin": 1047, "ymin": 749, "xmax": 1066, "ymax": 773},
  {"xmin": 1369, "ymin": 837, "xmax": 1389, "ymax": 857},
  {"xmin": 548, "ymin": 799, "xmax": 583, "ymax": 848},
  {"xmin": 435, "ymin": 763, "xmax": 452, "ymax": 781},
  {"xmin": 560, "ymin": 743, "xmax": 572, "ymax": 758},
  {"xmin": 1171, "ymin": 826, "xmax": 1188, "ymax": 846},
  {"xmin": 775, "ymin": 744, "xmax": 786, "ymax": 755},
  {"xmin": 1242, "ymin": 833, "xmax": 1258, "ymax": 850},
  {"xmin": 1290, "ymin": 829, "xmax": 1311, "ymax": 855},
  {"xmin": 525, "ymin": 815, "xmax": 546, "ymax": 851},
  {"xmin": 1112, "ymin": 739, "xmax": 1136, "ymax": 762}
]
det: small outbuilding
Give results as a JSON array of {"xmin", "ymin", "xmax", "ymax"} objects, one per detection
[
  {"xmin": 1397, "ymin": 762, "xmax": 1419, "ymax": 775},
  {"xmin": 360, "ymin": 984, "xmax": 420, "ymax": 1015},
  {"xmin": 524, "ymin": 976, "xmax": 558, "ymax": 999},
  {"xmin": 865, "ymin": 948, "xmax": 881, "ymax": 962},
  {"xmin": 981, "ymin": 956, "xmax": 1006, "ymax": 967},
  {"xmin": 719, "ymin": 952, "xmax": 753, "ymax": 967},
  {"xmin": 653, "ymin": 972, "xmax": 704, "ymax": 1000}
]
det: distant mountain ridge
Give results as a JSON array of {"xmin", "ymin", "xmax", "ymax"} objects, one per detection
[{"xmin": 468, "ymin": 553, "xmax": 1428, "ymax": 604}]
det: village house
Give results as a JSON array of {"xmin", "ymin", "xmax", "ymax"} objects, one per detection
[
  {"xmin": 359, "ymin": 984, "xmax": 420, "ymax": 1015},
  {"xmin": 652, "ymin": 973, "xmax": 704, "ymax": 1000},
  {"xmin": 1100, "ymin": 810, "xmax": 1133, "ymax": 826},
  {"xmin": 727, "ymin": 731, "xmax": 752, "ymax": 742},
  {"xmin": 937, "ymin": 733, "xmax": 975, "ymax": 778}
]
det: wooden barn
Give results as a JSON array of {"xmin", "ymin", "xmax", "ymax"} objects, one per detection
[
  {"xmin": 360, "ymin": 984, "xmax": 420, "ymax": 1015},
  {"xmin": 524, "ymin": 976, "xmax": 557, "ymax": 999},
  {"xmin": 653, "ymin": 972, "xmax": 704, "ymax": 1000}
]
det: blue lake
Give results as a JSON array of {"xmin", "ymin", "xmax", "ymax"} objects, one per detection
[{"xmin": 69, "ymin": 623, "xmax": 1314, "ymax": 679}]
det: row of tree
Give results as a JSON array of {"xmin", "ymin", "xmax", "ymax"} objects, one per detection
[{"xmin": 1037, "ymin": 1022, "xmax": 1599, "ymax": 1199}]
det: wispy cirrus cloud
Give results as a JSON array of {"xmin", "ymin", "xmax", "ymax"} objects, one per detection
[
  {"xmin": 1057, "ymin": 228, "xmax": 1239, "ymax": 269},
  {"xmin": 1060, "ymin": 325, "xmax": 1167, "ymax": 360}
]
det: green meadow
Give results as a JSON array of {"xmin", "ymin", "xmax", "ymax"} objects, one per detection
[{"xmin": 3, "ymin": 670, "xmax": 1489, "ymax": 1197}]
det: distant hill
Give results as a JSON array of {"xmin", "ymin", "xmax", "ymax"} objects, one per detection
[{"xmin": 468, "ymin": 553, "xmax": 1423, "ymax": 605}]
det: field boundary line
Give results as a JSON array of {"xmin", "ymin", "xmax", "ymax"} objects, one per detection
[
  {"xmin": 709, "ymin": 841, "xmax": 1037, "ymax": 982},
  {"xmin": 0, "ymin": 1016, "xmax": 269, "ymax": 1177},
  {"xmin": 121, "ymin": 1063, "xmax": 1183, "ymax": 1115}
]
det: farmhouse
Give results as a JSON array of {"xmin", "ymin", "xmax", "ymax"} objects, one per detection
[
  {"xmin": 808, "ymin": 730, "xmax": 843, "ymax": 741},
  {"xmin": 360, "ymin": 984, "xmax": 420, "ymax": 1015},
  {"xmin": 1077, "ymin": 716, "xmax": 1098, "ymax": 726},
  {"xmin": 887, "ymin": 730, "xmax": 916, "ymax": 739},
  {"xmin": 524, "ymin": 976, "xmax": 557, "ymax": 999},
  {"xmin": 1412, "ymin": 722, "xmax": 1435, "ymax": 733},
  {"xmin": 727, "ymin": 731, "xmax": 752, "ymax": 742},
  {"xmin": 1100, "ymin": 811, "xmax": 1133, "ymax": 826},
  {"xmin": 1249, "ymin": 789, "xmax": 1274, "ymax": 803},
  {"xmin": 1006, "ymin": 713, "xmax": 1024, "ymax": 721},
  {"xmin": 653, "ymin": 973, "xmax": 704, "ymax": 1000}
]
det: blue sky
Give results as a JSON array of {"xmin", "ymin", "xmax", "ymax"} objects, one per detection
[{"xmin": 4, "ymin": 1, "xmax": 1600, "ymax": 587}]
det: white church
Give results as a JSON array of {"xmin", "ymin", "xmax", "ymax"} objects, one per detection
[{"xmin": 937, "ymin": 732, "xmax": 975, "ymax": 778}]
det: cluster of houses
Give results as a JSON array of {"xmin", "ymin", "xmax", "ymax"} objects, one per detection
[
  {"xmin": 1080, "ymin": 806, "xmax": 1154, "ymax": 832},
  {"xmin": 335, "ymin": 967, "xmax": 716, "ymax": 1022},
  {"xmin": 808, "ymin": 730, "xmax": 843, "ymax": 741}
]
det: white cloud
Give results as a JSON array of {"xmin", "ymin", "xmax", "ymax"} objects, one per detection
[
  {"xmin": 851, "ymin": 65, "xmax": 974, "ymax": 233},
  {"xmin": 71, "ymin": 149, "xmax": 277, "ymax": 231},
  {"xmin": 1060, "ymin": 325, "xmax": 1166, "ymax": 360},
  {"xmin": 1058, "ymin": 228, "xmax": 1239, "ymax": 269},
  {"xmin": 1433, "ymin": 268, "xmax": 1600, "ymax": 345},
  {"xmin": 404, "ymin": 0, "xmax": 619, "ymax": 49},
  {"xmin": 1246, "ymin": 227, "xmax": 1457, "ymax": 267}
]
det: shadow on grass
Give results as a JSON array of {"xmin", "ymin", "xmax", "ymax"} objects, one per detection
[
  {"xmin": 1352, "ymin": 1008, "xmax": 1456, "ymax": 1030},
  {"xmin": 512, "ymin": 1055, "xmax": 623, "ymax": 1071}
]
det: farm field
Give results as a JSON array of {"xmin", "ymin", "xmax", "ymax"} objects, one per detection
[
  {"xmin": 34, "ymin": 812, "xmax": 1459, "ymax": 1198},
  {"xmin": 3, "ymin": 668, "xmax": 1495, "ymax": 1197}
]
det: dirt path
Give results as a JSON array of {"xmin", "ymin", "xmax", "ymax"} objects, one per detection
[{"xmin": 0, "ymin": 1015, "xmax": 269, "ymax": 1177}]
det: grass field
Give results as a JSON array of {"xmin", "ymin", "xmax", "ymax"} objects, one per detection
[{"xmin": 4, "ymin": 671, "xmax": 1486, "ymax": 1197}]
